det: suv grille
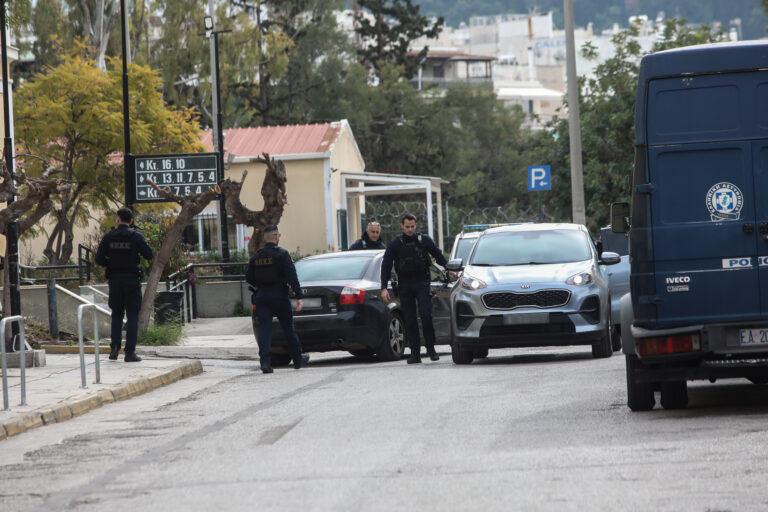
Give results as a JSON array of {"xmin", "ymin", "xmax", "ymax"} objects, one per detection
[{"xmin": 482, "ymin": 289, "xmax": 570, "ymax": 310}]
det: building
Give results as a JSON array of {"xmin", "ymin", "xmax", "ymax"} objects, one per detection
[{"xmin": 408, "ymin": 50, "xmax": 495, "ymax": 90}]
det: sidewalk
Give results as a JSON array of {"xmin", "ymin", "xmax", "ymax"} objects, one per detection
[{"xmin": 0, "ymin": 317, "xmax": 255, "ymax": 441}]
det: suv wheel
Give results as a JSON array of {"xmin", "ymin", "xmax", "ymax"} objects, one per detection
[
  {"xmin": 591, "ymin": 313, "xmax": 613, "ymax": 359},
  {"xmin": 451, "ymin": 341, "xmax": 474, "ymax": 365}
]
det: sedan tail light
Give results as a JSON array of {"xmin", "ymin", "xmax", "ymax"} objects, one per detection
[
  {"xmin": 340, "ymin": 286, "xmax": 366, "ymax": 304},
  {"xmin": 637, "ymin": 334, "xmax": 700, "ymax": 356}
]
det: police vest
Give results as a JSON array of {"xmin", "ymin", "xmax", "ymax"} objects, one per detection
[
  {"xmin": 395, "ymin": 234, "xmax": 428, "ymax": 276},
  {"xmin": 107, "ymin": 228, "xmax": 140, "ymax": 277},
  {"xmin": 250, "ymin": 247, "xmax": 281, "ymax": 286}
]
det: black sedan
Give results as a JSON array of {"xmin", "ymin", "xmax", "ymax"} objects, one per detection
[{"xmin": 256, "ymin": 250, "xmax": 453, "ymax": 365}]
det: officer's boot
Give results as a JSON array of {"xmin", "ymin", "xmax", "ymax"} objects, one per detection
[
  {"xmin": 407, "ymin": 342, "xmax": 422, "ymax": 364},
  {"xmin": 426, "ymin": 345, "xmax": 439, "ymax": 361}
]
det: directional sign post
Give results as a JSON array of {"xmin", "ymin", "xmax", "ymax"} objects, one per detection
[
  {"xmin": 528, "ymin": 166, "xmax": 551, "ymax": 221},
  {"xmin": 132, "ymin": 152, "xmax": 219, "ymax": 203}
]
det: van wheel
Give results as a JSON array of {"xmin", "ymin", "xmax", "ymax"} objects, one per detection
[
  {"xmin": 611, "ymin": 325, "xmax": 622, "ymax": 352},
  {"xmin": 451, "ymin": 341, "xmax": 474, "ymax": 365},
  {"xmin": 376, "ymin": 312, "xmax": 405, "ymax": 361},
  {"xmin": 473, "ymin": 348, "xmax": 489, "ymax": 359},
  {"xmin": 660, "ymin": 381, "xmax": 688, "ymax": 409},
  {"xmin": 626, "ymin": 355, "xmax": 655, "ymax": 411},
  {"xmin": 591, "ymin": 315, "xmax": 613, "ymax": 358}
]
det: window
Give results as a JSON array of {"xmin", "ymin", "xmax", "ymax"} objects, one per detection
[
  {"xmin": 295, "ymin": 256, "xmax": 373, "ymax": 282},
  {"xmin": 471, "ymin": 230, "xmax": 592, "ymax": 266}
]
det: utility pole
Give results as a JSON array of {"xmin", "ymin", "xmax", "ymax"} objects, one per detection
[
  {"xmin": 120, "ymin": 0, "xmax": 132, "ymax": 210},
  {"xmin": 564, "ymin": 0, "xmax": 586, "ymax": 224},
  {"xmin": 0, "ymin": 0, "xmax": 21, "ymax": 342},
  {"xmin": 205, "ymin": 4, "xmax": 230, "ymax": 263}
]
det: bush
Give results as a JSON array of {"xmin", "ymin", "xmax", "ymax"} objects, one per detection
[
  {"xmin": 233, "ymin": 301, "xmax": 251, "ymax": 317},
  {"xmin": 138, "ymin": 321, "xmax": 184, "ymax": 346}
]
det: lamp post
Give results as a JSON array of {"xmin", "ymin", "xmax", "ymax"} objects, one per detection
[
  {"xmin": 204, "ymin": 14, "xmax": 230, "ymax": 263},
  {"xmin": 0, "ymin": 0, "xmax": 21, "ymax": 342}
]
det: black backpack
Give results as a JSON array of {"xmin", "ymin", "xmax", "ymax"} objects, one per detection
[{"xmin": 395, "ymin": 234, "xmax": 428, "ymax": 275}]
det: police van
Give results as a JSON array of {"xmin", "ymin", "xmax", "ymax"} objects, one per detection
[{"xmin": 612, "ymin": 41, "xmax": 768, "ymax": 411}]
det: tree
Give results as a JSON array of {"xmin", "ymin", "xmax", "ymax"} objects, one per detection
[
  {"xmin": 353, "ymin": 0, "xmax": 444, "ymax": 79},
  {"xmin": 67, "ymin": 0, "xmax": 119, "ymax": 70},
  {"xmin": 14, "ymin": 48, "xmax": 204, "ymax": 265}
]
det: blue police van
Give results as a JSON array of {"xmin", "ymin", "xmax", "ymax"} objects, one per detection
[{"xmin": 612, "ymin": 41, "xmax": 768, "ymax": 411}]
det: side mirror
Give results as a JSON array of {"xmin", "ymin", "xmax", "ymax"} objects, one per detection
[
  {"xmin": 610, "ymin": 202, "xmax": 630, "ymax": 234},
  {"xmin": 599, "ymin": 251, "xmax": 621, "ymax": 265},
  {"xmin": 445, "ymin": 258, "xmax": 464, "ymax": 271}
]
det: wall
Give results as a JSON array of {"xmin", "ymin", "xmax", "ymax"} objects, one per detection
[
  {"xmin": 330, "ymin": 125, "xmax": 366, "ymax": 249},
  {"xmin": 192, "ymin": 280, "xmax": 251, "ymax": 318}
]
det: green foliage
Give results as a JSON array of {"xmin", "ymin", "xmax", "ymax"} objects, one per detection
[
  {"xmin": 354, "ymin": 0, "xmax": 444, "ymax": 79},
  {"xmin": 14, "ymin": 47, "xmax": 204, "ymax": 264},
  {"xmin": 134, "ymin": 210, "xmax": 193, "ymax": 281},
  {"xmin": 138, "ymin": 321, "xmax": 184, "ymax": 346},
  {"xmin": 232, "ymin": 301, "xmax": 251, "ymax": 317}
]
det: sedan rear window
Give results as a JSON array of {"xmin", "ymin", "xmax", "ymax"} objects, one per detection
[
  {"xmin": 296, "ymin": 256, "xmax": 373, "ymax": 281},
  {"xmin": 471, "ymin": 230, "xmax": 592, "ymax": 265}
]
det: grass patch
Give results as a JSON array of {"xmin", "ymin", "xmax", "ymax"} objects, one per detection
[
  {"xmin": 139, "ymin": 321, "xmax": 184, "ymax": 346},
  {"xmin": 233, "ymin": 301, "xmax": 251, "ymax": 317}
]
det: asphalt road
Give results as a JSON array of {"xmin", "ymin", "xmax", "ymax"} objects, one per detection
[{"xmin": 3, "ymin": 347, "xmax": 768, "ymax": 511}]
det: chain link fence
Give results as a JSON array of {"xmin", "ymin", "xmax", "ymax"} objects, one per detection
[{"xmin": 361, "ymin": 200, "xmax": 553, "ymax": 252}]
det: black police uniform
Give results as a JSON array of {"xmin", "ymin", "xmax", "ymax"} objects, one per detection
[
  {"xmin": 348, "ymin": 232, "xmax": 386, "ymax": 250},
  {"xmin": 246, "ymin": 242, "xmax": 304, "ymax": 368},
  {"xmin": 95, "ymin": 224, "xmax": 153, "ymax": 357},
  {"xmin": 380, "ymin": 232, "xmax": 447, "ymax": 360}
]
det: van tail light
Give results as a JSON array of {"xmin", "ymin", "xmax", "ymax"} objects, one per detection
[
  {"xmin": 340, "ymin": 286, "xmax": 366, "ymax": 305},
  {"xmin": 637, "ymin": 334, "xmax": 700, "ymax": 357}
]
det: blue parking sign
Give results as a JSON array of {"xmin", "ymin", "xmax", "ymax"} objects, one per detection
[{"xmin": 528, "ymin": 166, "xmax": 551, "ymax": 191}]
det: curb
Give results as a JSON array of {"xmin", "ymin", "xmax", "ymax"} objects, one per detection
[{"xmin": 0, "ymin": 360, "xmax": 203, "ymax": 442}]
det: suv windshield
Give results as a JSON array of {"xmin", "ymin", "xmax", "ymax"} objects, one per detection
[
  {"xmin": 471, "ymin": 230, "xmax": 592, "ymax": 266},
  {"xmin": 295, "ymin": 256, "xmax": 373, "ymax": 281}
]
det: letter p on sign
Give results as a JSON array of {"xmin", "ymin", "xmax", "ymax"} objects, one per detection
[{"xmin": 528, "ymin": 166, "xmax": 551, "ymax": 191}]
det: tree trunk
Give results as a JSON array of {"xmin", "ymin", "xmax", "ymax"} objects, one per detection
[{"xmin": 136, "ymin": 182, "xmax": 220, "ymax": 332}]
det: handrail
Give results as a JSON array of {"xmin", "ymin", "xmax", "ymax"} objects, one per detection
[
  {"xmin": 1, "ymin": 315, "xmax": 27, "ymax": 410},
  {"xmin": 168, "ymin": 279, "xmax": 188, "ymax": 292},
  {"xmin": 78, "ymin": 244, "xmax": 93, "ymax": 285},
  {"xmin": 83, "ymin": 285, "xmax": 109, "ymax": 299},
  {"xmin": 77, "ymin": 304, "xmax": 101, "ymax": 388}
]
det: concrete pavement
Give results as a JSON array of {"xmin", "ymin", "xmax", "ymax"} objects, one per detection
[{"xmin": 0, "ymin": 317, "xmax": 255, "ymax": 441}]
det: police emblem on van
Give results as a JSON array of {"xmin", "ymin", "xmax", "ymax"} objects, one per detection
[{"xmin": 706, "ymin": 182, "xmax": 743, "ymax": 221}]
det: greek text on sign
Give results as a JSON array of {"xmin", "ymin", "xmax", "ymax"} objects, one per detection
[{"xmin": 133, "ymin": 153, "xmax": 219, "ymax": 203}]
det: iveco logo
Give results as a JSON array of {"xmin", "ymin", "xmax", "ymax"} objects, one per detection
[{"xmin": 520, "ymin": 284, "xmax": 531, "ymax": 289}]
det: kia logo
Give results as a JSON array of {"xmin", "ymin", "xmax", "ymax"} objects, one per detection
[
  {"xmin": 302, "ymin": 288, "xmax": 308, "ymax": 295},
  {"xmin": 520, "ymin": 284, "xmax": 531, "ymax": 289}
]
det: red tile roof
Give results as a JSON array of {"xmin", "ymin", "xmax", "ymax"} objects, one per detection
[{"xmin": 201, "ymin": 122, "xmax": 343, "ymax": 159}]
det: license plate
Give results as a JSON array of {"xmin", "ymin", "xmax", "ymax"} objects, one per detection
[
  {"xmin": 739, "ymin": 328, "xmax": 768, "ymax": 346},
  {"xmin": 503, "ymin": 312, "xmax": 549, "ymax": 325},
  {"xmin": 292, "ymin": 297, "xmax": 322, "ymax": 309}
]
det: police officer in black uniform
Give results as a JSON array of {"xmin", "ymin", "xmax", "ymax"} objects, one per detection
[
  {"xmin": 95, "ymin": 208, "xmax": 153, "ymax": 362},
  {"xmin": 246, "ymin": 225, "xmax": 308, "ymax": 374},
  {"xmin": 349, "ymin": 221, "xmax": 386, "ymax": 250},
  {"xmin": 380, "ymin": 213, "xmax": 447, "ymax": 364}
]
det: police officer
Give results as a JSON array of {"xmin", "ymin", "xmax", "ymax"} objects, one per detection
[
  {"xmin": 95, "ymin": 208, "xmax": 153, "ymax": 362},
  {"xmin": 246, "ymin": 225, "xmax": 309, "ymax": 373},
  {"xmin": 349, "ymin": 221, "xmax": 386, "ymax": 250},
  {"xmin": 380, "ymin": 213, "xmax": 447, "ymax": 364}
]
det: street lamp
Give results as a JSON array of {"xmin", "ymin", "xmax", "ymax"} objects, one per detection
[{"xmin": 203, "ymin": 14, "xmax": 231, "ymax": 262}]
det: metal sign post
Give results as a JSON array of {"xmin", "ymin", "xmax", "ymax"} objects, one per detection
[
  {"xmin": 528, "ymin": 165, "xmax": 552, "ymax": 221},
  {"xmin": 131, "ymin": 152, "xmax": 219, "ymax": 203}
]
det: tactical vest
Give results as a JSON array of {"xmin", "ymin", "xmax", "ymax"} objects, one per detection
[
  {"xmin": 107, "ymin": 228, "xmax": 140, "ymax": 277},
  {"xmin": 250, "ymin": 246, "xmax": 281, "ymax": 286},
  {"xmin": 395, "ymin": 234, "xmax": 428, "ymax": 276}
]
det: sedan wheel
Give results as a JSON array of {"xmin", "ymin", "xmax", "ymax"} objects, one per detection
[{"xmin": 376, "ymin": 312, "xmax": 405, "ymax": 361}]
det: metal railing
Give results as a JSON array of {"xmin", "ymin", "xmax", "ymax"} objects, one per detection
[
  {"xmin": 167, "ymin": 262, "xmax": 248, "ymax": 321},
  {"xmin": 1, "ymin": 316, "xmax": 27, "ymax": 410},
  {"xmin": 77, "ymin": 304, "xmax": 101, "ymax": 388},
  {"xmin": 19, "ymin": 244, "xmax": 94, "ymax": 286}
]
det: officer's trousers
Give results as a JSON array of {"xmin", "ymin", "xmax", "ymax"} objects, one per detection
[
  {"xmin": 108, "ymin": 276, "xmax": 142, "ymax": 354},
  {"xmin": 398, "ymin": 279, "xmax": 436, "ymax": 354},
  {"xmin": 253, "ymin": 289, "xmax": 302, "ymax": 366}
]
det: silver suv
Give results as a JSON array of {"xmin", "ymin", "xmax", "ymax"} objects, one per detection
[{"xmin": 446, "ymin": 223, "xmax": 621, "ymax": 364}]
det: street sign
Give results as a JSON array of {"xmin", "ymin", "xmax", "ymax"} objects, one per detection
[
  {"xmin": 528, "ymin": 165, "xmax": 551, "ymax": 191},
  {"xmin": 132, "ymin": 152, "xmax": 219, "ymax": 203}
]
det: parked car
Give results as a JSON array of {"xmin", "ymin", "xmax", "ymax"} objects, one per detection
[
  {"xmin": 599, "ymin": 225, "xmax": 629, "ymax": 351},
  {"xmin": 446, "ymin": 223, "xmax": 621, "ymax": 364},
  {"xmin": 450, "ymin": 224, "xmax": 521, "ymax": 264},
  {"xmin": 258, "ymin": 250, "xmax": 453, "ymax": 365}
]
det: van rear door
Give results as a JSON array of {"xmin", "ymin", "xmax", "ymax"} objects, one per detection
[
  {"xmin": 753, "ymin": 141, "xmax": 768, "ymax": 319},
  {"xmin": 646, "ymin": 73, "xmax": 764, "ymax": 327}
]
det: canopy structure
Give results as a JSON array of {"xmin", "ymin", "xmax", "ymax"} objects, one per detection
[{"xmin": 340, "ymin": 171, "xmax": 450, "ymax": 249}]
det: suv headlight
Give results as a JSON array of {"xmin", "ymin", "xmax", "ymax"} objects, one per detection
[
  {"xmin": 566, "ymin": 271, "xmax": 593, "ymax": 286},
  {"xmin": 461, "ymin": 275, "xmax": 487, "ymax": 290}
]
